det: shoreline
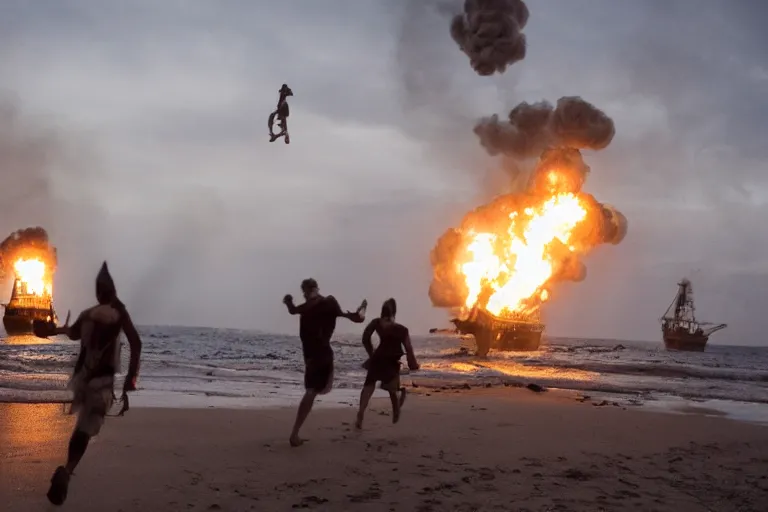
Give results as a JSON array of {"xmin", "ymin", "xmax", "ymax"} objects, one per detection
[
  {"xmin": 3, "ymin": 388, "xmax": 768, "ymax": 511},
  {"xmin": 3, "ymin": 379, "xmax": 768, "ymax": 426}
]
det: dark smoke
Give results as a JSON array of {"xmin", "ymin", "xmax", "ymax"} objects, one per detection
[
  {"xmin": 474, "ymin": 97, "xmax": 615, "ymax": 159},
  {"xmin": 450, "ymin": 0, "xmax": 530, "ymax": 76},
  {"xmin": 0, "ymin": 226, "xmax": 58, "ymax": 280}
]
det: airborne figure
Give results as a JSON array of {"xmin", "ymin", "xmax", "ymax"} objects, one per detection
[{"xmin": 268, "ymin": 84, "xmax": 293, "ymax": 144}]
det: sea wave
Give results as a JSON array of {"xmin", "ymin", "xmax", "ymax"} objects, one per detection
[{"xmin": 2, "ymin": 327, "xmax": 768, "ymax": 409}]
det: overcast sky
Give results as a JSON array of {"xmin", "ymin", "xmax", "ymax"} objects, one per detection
[{"xmin": 0, "ymin": 0, "xmax": 766, "ymax": 345}]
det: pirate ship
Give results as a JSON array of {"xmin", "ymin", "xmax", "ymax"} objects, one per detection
[
  {"xmin": 660, "ymin": 278, "xmax": 726, "ymax": 352},
  {"xmin": 2, "ymin": 266, "xmax": 58, "ymax": 336}
]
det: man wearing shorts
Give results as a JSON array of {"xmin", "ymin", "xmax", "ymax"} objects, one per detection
[
  {"xmin": 355, "ymin": 298, "xmax": 419, "ymax": 429},
  {"xmin": 35, "ymin": 263, "xmax": 142, "ymax": 506},
  {"xmin": 283, "ymin": 278, "xmax": 366, "ymax": 446}
]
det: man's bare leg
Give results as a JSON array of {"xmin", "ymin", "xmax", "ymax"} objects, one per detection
[
  {"xmin": 290, "ymin": 390, "xmax": 317, "ymax": 447},
  {"xmin": 355, "ymin": 384, "xmax": 376, "ymax": 429},
  {"xmin": 47, "ymin": 429, "xmax": 91, "ymax": 505},
  {"xmin": 389, "ymin": 391, "xmax": 402, "ymax": 424}
]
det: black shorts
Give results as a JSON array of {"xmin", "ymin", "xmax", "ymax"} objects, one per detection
[
  {"xmin": 304, "ymin": 357, "xmax": 334, "ymax": 394},
  {"xmin": 364, "ymin": 358, "xmax": 401, "ymax": 392}
]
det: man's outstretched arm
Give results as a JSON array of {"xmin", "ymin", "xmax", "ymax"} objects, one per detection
[
  {"xmin": 120, "ymin": 310, "xmax": 142, "ymax": 392},
  {"xmin": 332, "ymin": 297, "xmax": 366, "ymax": 323},
  {"xmin": 54, "ymin": 311, "xmax": 84, "ymax": 340}
]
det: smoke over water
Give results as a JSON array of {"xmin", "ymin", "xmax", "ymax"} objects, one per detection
[
  {"xmin": 429, "ymin": 3, "xmax": 627, "ymax": 319},
  {"xmin": 0, "ymin": 226, "xmax": 57, "ymax": 281},
  {"xmin": 450, "ymin": 0, "xmax": 530, "ymax": 76}
]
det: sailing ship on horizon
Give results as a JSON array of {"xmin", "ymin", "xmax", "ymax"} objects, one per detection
[{"xmin": 660, "ymin": 278, "xmax": 726, "ymax": 352}]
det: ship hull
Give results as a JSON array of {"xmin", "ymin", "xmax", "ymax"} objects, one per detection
[
  {"xmin": 3, "ymin": 309, "xmax": 55, "ymax": 336},
  {"xmin": 662, "ymin": 331, "xmax": 708, "ymax": 352},
  {"xmin": 452, "ymin": 312, "xmax": 543, "ymax": 356}
]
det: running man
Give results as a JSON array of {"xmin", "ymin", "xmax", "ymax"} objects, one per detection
[
  {"xmin": 283, "ymin": 278, "xmax": 366, "ymax": 446},
  {"xmin": 35, "ymin": 262, "xmax": 142, "ymax": 506},
  {"xmin": 355, "ymin": 298, "xmax": 419, "ymax": 429}
]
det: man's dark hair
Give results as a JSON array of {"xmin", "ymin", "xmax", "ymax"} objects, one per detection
[
  {"xmin": 301, "ymin": 278, "xmax": 318, "ymax": 292},
  {"xmin": 381, "ymin": 298, "xmax": 397, "ymax": 318}
]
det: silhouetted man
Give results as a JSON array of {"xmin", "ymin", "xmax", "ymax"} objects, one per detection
[
  {"xmin": 35, "ymin": 262, "xmax": 142, "ymax": 506},
  {"xmin": 283, "ymin": 278, "xmax": 366, "ymax": 446},
  {"xmin": 356, "ymin": 298, "xmax": 419, "ymax": 429}
]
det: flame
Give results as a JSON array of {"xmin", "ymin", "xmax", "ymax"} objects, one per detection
[
  {"xmin": 459, "ymin": 192, "xmax": 587, "ymax": 317},
  {"xmin": 13, "ymin": 258, "xmax": 52, "ymax": 297}
]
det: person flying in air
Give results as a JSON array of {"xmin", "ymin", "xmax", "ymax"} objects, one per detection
[{"xmin": 269, "ymin": 84, "xmax": 293, "ymax": 144}]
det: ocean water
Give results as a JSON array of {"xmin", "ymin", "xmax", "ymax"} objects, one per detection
[{"xmin": 2, "ymin": 326, "xmax": 768, "ymax": 421}]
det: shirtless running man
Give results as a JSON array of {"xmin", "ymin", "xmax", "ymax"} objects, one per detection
[
  {"xmin": 34, "ymin": 262, "xmax": 142, "ymax": 506},
  {"xmin": 283, "ymin": 278, "xmax": 366, "ymax": 446},
  {"xmin": 356, "ymin": 298, "xmax": 419, "ymax": 429}
]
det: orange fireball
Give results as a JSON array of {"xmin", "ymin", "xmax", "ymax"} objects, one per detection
[
  {"xmin": 459, "ymin": 193, "xmax": 587, "ymax": 316},
  {"xmin": 13, "ymin": 258, "xmax": 52, "ymax": 297}
]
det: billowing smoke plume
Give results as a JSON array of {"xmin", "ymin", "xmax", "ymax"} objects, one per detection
[
  {"xmin": 0, "ymin": 226, "xmax": 58, "ymax": 280},
  {"xmin": 427, "ymin": 0, "xmax": 628, "ymax": 316},
  {"xmin": 450, "ymin": 0, "xmax": 530, "ymax": 76},
  {"xmin": 473, "ymin": 97, "xmax": 616, "ymax": 159}
]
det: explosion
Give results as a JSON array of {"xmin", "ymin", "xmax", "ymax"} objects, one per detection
[
  {"xmin": 0, "ymin": 227, "xmax": 57, "ymax": 297},
  {"xmin": 431, "ymin": 0, "xmax": 627, "ymax": 327},
  {"xmin": 430, "ymin": 109, "xmax": 627, "ymax": 319},
  {"xmin": 12, "ymin": 258, "xmax": 52, "ymax": 297}
]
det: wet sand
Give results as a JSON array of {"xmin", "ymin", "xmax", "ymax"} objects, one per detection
[{"xmin": 2, "ymin": 388, "xmax": 767, "ymax": 511}]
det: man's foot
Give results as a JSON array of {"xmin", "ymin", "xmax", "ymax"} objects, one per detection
[
  {"xmin": 399, "ymin": 387, "xmax": 407, "ymax": 408},
  {"xmin": 269, "ymin": 134, "xmax": 278, "ymax": 142},
  {"xmin": 47, "ymin": 466, "xmax": 70, "ymax": 506},
  {"xmin": 355, "ymin": 412, "xmax": 364, "ymax": 430},
  {"xmin": 392, "ymin": 405, "xmax": 401, "ymax": 424},
  {"xmin": 289, "ymin": 436, "xmax": 307, "ymax": 447},
  {"xmin": 285, "ymin": 134, "xmax": 291, "ymax": 144}
]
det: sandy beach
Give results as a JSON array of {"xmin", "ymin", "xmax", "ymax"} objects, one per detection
[{"xmin": 2, "ymin": 387, "xmax": 767, "ymax": 512}]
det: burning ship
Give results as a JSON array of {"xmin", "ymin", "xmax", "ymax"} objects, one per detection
[
  {"xmin": 660, "ymin": 278, "xmax": 726, "ymax": 352},
  {"xmin": 2, "ymin": 259, "xmax": 58, "ymax": 335},
  {"xmin": 424, "ymin": 1, "xmax": 627, "ymax": 355},
  {"xmin": 427, "ymin": 102, "xmax": 628, "ymax": 356},
  {"xmin": 451, "ymin": 306, "xmax": 544, "ymax": 356},
  {"xmin": 0, "ymin": 227, "xmax": 58, "ymax": 336}
]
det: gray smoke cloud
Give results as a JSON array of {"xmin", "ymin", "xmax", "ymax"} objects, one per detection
[
  {"xmin": 474, "ymin": 96, "xmax": 616, "ymax": 159},
  {"xmin": 0, "ymin": 93, "xmax": 110, "ymax": 313},
  {"xmin": 450, "ymin": 0, "xmax": 530, "ymax": 76}
]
